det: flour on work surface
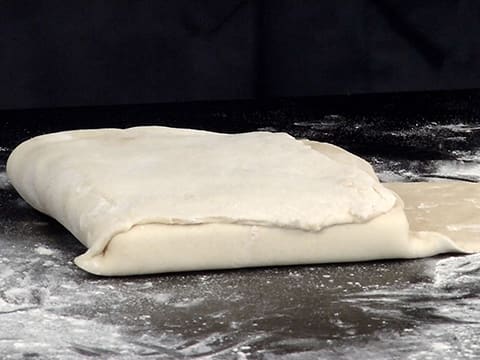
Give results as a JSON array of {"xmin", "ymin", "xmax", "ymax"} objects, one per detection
[{"xmin": 0, "ymin": 171, "xmax": 9, "ymax": 190}]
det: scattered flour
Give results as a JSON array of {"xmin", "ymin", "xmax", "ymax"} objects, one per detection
[
  {"xmin": 0, "ymin": 238, "xmax": 257, "ymax": 359},
  {"xmin": 149, "ymin": 293, "xmax": 172, "ymax": 303},
  {"xmin": 434, "ymin": 253, "xmax": 480, "ymax": 291},
  {"xmin": 435, "ymin": 161, "xmax": 480, "ymax": 181},
  {"xmin": 0, "ymin": 306, "xmax": 187, "ymax": 358},
  {"xmin": 0, "ymin": 264, "xmax": 225, "ymax": 359},
  {"xmin": 34, "ymin": 246, "xmax": 55, "ymax": 256},
  {"xmin": 338, "ymin": 254, "xmax": 480, "ymax": 360},
  {"xmin": 0, "ymin": 171, "xmax": 10, "ymax": 190},
  {"xmin": 171, "ymin": 297, "xmax": 205, "ymax": 308}
]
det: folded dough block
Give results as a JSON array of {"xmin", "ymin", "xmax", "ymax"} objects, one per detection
[{"xmin": 6, "ymin": 127, "xmax": 478, "ymax": 276}]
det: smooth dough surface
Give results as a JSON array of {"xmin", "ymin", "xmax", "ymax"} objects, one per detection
[
  {"xmin": 385, "ymin": 182, "xmax": 480, "ymax": 253},
  {"xmin": 6, "ymin": 127, "xmax": 479, "ymax": 276}
]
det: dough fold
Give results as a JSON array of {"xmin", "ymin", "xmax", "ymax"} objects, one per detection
[{"xmin": 6, "ymin": 127, "xmax": 478, "ymax": 275}]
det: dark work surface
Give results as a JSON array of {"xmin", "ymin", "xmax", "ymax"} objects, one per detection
[
  {"xmin": 2, "ymin": 89, "xmax": 480, "ymax": 160},
  {"xmin": 1, "ymin": 90, "xmax": 480, "ymax": 358}
]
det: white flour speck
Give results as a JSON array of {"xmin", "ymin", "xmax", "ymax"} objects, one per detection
[
  {"xmin": 150, "ymin": 293, "xmax": 172, "ymax": 303},
  {"xmin": 0, "ymin": 171, "xmax": 10, "ymax": 189},
  {"xmin": 172, "ymin": 297, "xmax": 205, "ymax": 308},
  {"xmin": 35, "ymin": 246, "xmax": 55, "ymax": 256}
]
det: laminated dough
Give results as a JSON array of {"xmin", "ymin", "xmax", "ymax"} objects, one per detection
[{"xmin": 6, "ymin": 126, "xmax": 479, "ymax": 276}]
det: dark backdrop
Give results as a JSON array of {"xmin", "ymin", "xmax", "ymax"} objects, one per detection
[{"xmin": 2, "ymin": 0, "xmax": 480, "ymax": 110}]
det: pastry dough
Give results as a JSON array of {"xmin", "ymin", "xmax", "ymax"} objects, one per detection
[{"xmin": 6, "ymin": 127, "xmax": 479, "ymax": 275}]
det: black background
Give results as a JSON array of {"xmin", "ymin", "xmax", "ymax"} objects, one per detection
[{"xmin": 2, "ymin": 1, "xmax": 480, "ymax": 110}]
